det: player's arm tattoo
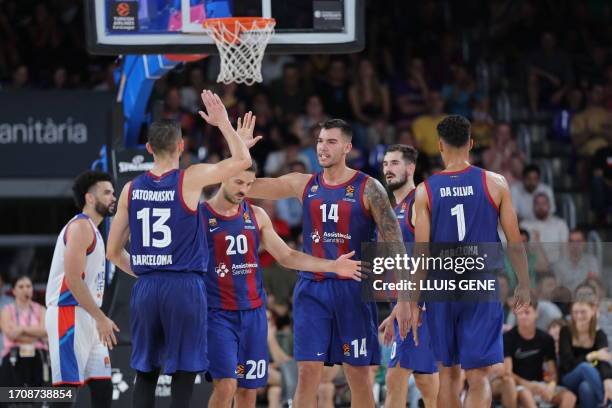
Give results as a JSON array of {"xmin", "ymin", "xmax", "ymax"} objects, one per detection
[
  {"xmin": 365, "ymin": 177, "xmax": 403, "ymax": 243},
  {"xmin": 365, "ymin": 177, "xmax": 409, "ymax": 300}
]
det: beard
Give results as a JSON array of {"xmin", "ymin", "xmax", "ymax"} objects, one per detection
[
  {"xmin": 95, "ymin": 201, "xmax": 116, "ymax": 217},
  {"xmin": 385, "ymin": 173, "xmax": 407, "ymax": 192},
  {"xmin": 223, "ymin": 189, "xmax": 244, "ymax": 205}
]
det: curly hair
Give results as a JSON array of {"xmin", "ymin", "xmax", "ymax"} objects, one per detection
[
  {"xmin": 72, "ymin": 170, "xmax": 113, "ymax": 210},
  {"xmin": 437, "ymin": 115, "xmax": 471, "ymax": 147}
]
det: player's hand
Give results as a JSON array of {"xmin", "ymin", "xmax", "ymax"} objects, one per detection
[
  {"xmin": 198, "ymin": 90, "xmax": 230, "ymax": 127},
  {"xmin": 378, "ymin": 313, "xmax": 395, "ymax": 346},
  {"xmin": 96, "ymin": 315, "xmax": 119, "ymax": 350},
  {"xmin": 395, "ymin": 301, "xmax": 412, "ymax": 342},
  {"xmin": 332, "ymin": 251, "xmax": 363, "ymax": 282},
  {"xmin": 512, "ymin": 284, "xmax": 530, "ymax": 313},
  {"xmin": 236, "ymin": 111, "xmax": 262, "ymax": 149},
  {"xmin": 604, "ymin": 379, "xmax": 612, "ymax": 403}
]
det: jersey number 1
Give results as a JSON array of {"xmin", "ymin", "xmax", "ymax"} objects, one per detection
[
  {"xmin": 136, "ymin": 208, "xmax": 172, "ymax": 248},
  {"xmin": 451, "ymin": 204, "xmax": 466, "ymax": 241}
]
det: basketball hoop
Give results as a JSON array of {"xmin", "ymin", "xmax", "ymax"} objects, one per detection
[
  {"xmin": 203, "ymin": 17, "xmax": 275, "ymax": 86},
  {"xmin": 164, "ymin": 54, "xmax": 208, "ymax": 63}
]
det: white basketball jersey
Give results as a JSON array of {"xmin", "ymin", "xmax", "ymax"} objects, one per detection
[{"xmin": 46, "ymin": 214, "xmax": 106, "ymax": 308}]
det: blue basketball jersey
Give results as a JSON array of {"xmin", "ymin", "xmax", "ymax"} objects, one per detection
[
  {"xmin": 301, "ymin": 171, "xmax": 375, "ymax": 280},
  {"xmin": 201, "ymin": 201, "xmax": 266, "ymax": 310},
  {"xmin": 424, "ymin": 166, "xmax": 499, "ymax": 243},
  {"xmin": 395, "ymin": 189, "xmax": 416, "ymax": 243},
  {"xmin": 128, "ymin": 169, "xmax": 207, "ymax": 275}
]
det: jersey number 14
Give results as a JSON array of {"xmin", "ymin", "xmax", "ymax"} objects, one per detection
[{"xmin": 319, "ymin": 203, "xmax": 338, "ymax": 223}]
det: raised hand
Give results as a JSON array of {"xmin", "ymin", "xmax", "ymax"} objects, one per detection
[
  {"xmin": 332, "ymin": 250, "xmax": 363, "ymax": 281},
  {"xmin": 236, "ymin": 111, "xmax": 262, "ymax": 148},
  {"xmin": 198, "ymin": 90, "xmax": 230, "ymax": 127}
]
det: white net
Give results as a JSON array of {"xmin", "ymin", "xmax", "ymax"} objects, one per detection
[{"xmin": 203, "ymin": 18, "xmax": 275, "ymax": 86}]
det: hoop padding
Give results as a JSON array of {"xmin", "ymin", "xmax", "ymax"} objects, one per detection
[{"xmin": 203, "ymin": 17, "xmax": 275, "ymax": 86}]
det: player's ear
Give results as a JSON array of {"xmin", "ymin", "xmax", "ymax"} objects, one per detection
[
  {"xmin": 344, "ymin": 141, "xmax": 352, "ymax": 154},
  {"xmin": 468, "ymin": 138, "xmax": 474, "ymax": 151},
  {"xmin": 145, "ymin": 142, "xmax": 154, "ymax": 156},
  {"xmin": 84, "ymin": 190, "xmax": 95, "ymax": 207},
  {"xmin": 438, "ymin": 139, "xmax": 444, "ymax": 154},
  {"xmin": 407, "ymin": 162, "xmax": 416, "ymax": 177},
  {"xmin": 177, "ymin": 138, "xmax": 185, "ymax": 154}
]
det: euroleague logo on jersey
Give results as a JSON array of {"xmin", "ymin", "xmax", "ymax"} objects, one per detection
[
  {"xmin": 342, "ymin": 343, "xmax": 351, "ymax": 356},
  {"xmin": 343, "ymin": 185, "xmax": 356, "ymax": 202},
  {"xmin": 236, "ymin": 364, "xmax": 246, "ymax": 378},
  {"xmin": 215, "ymin": 262, "xmax": 229, "ymax": 278}
]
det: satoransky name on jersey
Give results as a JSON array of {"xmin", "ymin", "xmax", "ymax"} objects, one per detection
[{"xmin": 131, "ymin": 189, "xmax": 175, "ymax": 202}]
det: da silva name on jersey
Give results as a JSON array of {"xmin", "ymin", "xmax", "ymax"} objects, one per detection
[{"xmin": 439, "ymin": 186, "xmax": 474, "ymax": 197}]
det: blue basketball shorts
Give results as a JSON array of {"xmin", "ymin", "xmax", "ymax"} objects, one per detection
[
  {"xmin": 293, "ymin": 277, "xmax": 380, "ymax": 366},
  {"xmin": 425, "ymin": 300, "xmax": 503, "ymax": 369},
  {"xmin": 206, "ymin": 306, "xmax": 269, "ymax": 389},
  {"xmin": 130, "ymin": 271, "xmax": 208, "ymax": 375},
  {"xmin": 388, "ymin": 308, "xmax": 437, "ymax": 374}
]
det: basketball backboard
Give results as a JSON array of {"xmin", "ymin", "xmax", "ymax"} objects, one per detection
[{"xmin": 85, "ymin": 0, "xmax": 364, "ymax": 55}]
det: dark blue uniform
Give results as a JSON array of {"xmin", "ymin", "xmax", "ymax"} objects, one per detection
[
  {"xmin": 128, "ymin": 169, "xmax": 208, "ymax": 374},
  {"xmin": 423, "ymin": 165, "xmax": 503, "ymax": 369},
  {"xmin": 201, "ymin": 201, "xmax": 268, "ymax": 388},
  {"xmin": 388, "ymin": 190, "xmax": 437, "ymax": 374},
  {"xmin": 295, "ymin": 171, "xmax": 380, "ymax": 366}
]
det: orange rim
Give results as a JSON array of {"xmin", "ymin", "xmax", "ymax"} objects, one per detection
[
  {"xmin": 164, "ymin": 54, "xmax": 208, "ymax": 63},
  {"xmin": 203, "ymin": 17, "xmax": 276, "ymax": 33}
]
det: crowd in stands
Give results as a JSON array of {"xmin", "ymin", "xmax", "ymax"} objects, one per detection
[{"xmin": 0, "ymin": 0, "xmax": 611, "ymax": 406}]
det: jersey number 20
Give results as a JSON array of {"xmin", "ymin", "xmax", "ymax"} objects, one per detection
[{"xmin": 226, "ymin": 235, "xmax": 248, "ymax": 255}]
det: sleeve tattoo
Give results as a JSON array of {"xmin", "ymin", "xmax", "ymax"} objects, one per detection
[{"xmin": 365, "ymin": 178, "xmax": 403, "ymax": 244}]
